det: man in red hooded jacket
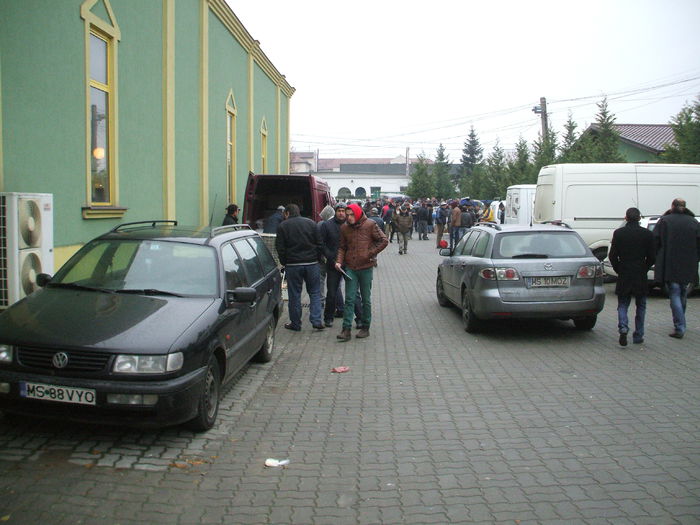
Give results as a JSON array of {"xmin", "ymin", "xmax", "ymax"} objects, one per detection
[{"xmin": 335, "ymin": 203, "xmax": 388, "ymax": 341}]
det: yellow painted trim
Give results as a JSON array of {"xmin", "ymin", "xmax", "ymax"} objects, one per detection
[
  {"xmin": 226, "ymin": 89, "xmax": 237, "ymax": 205},
  {"xmin": 248, "ymin": 53, "xmax": 254, "ymax": 173},
  {"xmin": 207, "ymin": 0, "xmax": 294, "ymax": 98},
  {"xmin": 276, "ymin": 87, "xmax": 281, "ymax": 174},
  {"xmin": 81, "ymin": 206, "xmax": 128, "ymax": 219},
  {"xmin": 54, "ymin": 244, "xmax": 84, "ymax": 270},
  {"xmin": 81, "ymin": 0, "xmax": 121, "ymax": 41},
  {"xmin": 162, "ymin": 0, "xmax": 176, "ymax": 220},
  {"xmin": 199, "ymin": 0, "xmax": 209, "ymax": 225}
]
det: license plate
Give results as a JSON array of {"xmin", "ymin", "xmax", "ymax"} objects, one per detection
[
  {"xmin": 528, "ymin": 276, "xmax": 570, "ymax": 288},
  {"xmin": 19, "ymin": 381, "xmax": 96, "ymax": 406}
]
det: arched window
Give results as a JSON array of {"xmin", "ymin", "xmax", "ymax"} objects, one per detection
[
  {"xmin": 337, "ymin": 187, "xmax": 352, "ymax": 199},
  {"xmin": 355, "ymin": 187, "xmax": 367, "ymax": 198}
]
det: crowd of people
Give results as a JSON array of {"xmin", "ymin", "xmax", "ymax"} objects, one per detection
[{"xmin": 224, "ymin": 195, "xmax": 700, "ymax": 346}]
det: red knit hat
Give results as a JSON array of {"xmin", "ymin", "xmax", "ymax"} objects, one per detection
[{"xmin": 347, "ymin": 203, "xmax": 363, "ymax": 219}]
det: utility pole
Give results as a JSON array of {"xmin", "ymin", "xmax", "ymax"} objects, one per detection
[{"xmin": 532, "ymin": 96, "xmax": 549, "ymax": 137}]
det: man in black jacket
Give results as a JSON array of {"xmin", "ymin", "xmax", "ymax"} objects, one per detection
[
  {"xmin": 609, "ymin": 207, "xmax": 655, "ymax": 346},
  {"xmin": 653, "ymin": 198, "xmax": 700, "ymax": 339},
  {"xmin": 275, "ymin": 203, "xmax": 324, "ymax": 331}
]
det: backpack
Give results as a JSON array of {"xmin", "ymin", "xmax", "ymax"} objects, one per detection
[{"xmin": 460, "ymin": 211, "xmax": 473, "ymax": 228}]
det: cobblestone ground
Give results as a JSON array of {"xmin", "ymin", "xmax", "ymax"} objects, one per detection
[{"xmin": 1, "ymin": 235, "xmax": 699, "ymax": 524}]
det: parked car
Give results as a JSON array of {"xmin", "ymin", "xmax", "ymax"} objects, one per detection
[
  {"xmin": 436, "ymin": 223, "xmax": 605, "ymax": 332},
  {"xmin": 0, "ymin": 221, "xmax": 283, "ymax": 431}
]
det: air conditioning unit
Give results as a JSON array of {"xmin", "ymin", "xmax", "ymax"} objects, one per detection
[{"xmin": 0, "ymin": 192, "xmax": 54, "ymax": 309}]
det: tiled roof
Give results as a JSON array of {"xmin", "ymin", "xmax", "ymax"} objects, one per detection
[
  {"xmin": 318, "ymin": 158, "xmax": 395, "ymax": 170},
  {"xmin": 590, "ymin": 123, "xmax": 676, "ymax": 153}
]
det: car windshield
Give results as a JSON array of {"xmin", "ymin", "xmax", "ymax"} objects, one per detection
[
  {"xmin": 51, "ymin": 239, "xmax": 218, "ymax": 296},
  {"xmin": 494, "ymin": 232, "xmax": 588, "ymax": 259}
]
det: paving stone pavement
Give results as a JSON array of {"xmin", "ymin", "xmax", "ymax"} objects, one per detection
[{"xmin": 1, "ymin": 234, "xmax": 699, "ymax": 524}]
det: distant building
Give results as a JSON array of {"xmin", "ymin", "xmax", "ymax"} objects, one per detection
[{"xmin": 584, "ymin": 123, "xmax": 675, "ymax": 162}]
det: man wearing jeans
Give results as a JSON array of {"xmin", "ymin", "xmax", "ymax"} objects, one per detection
[
  {"xmin": 335, "ymin": 203, "xmax": 388, "ymax": 341},
  {"xmin": 275, "ymin": 203, "xmax": 324, "ymax": 332},
  {"xmin": 654, "ymin": 198, "xmax": 700, "ymax": 339},
  {"xmin": 609, "ymin": 207, "xmax": 655, "ymax": 346}
]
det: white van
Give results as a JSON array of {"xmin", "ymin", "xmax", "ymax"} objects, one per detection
[
  {"xmin": 504, "ymin": 184, "xmax": 536, "ymax": 226},
  {"xmin": 533, "ymin": 163, "xmax": 700, "ymax": 260}
]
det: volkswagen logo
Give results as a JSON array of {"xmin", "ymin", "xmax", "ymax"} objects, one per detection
[
  {"xmin": 544, "ymin": 263, "xmax": 553, "ymax": 271},
  {"xmin": 52, "ymin": 352, "xmax": 69, "ymax": 369}
]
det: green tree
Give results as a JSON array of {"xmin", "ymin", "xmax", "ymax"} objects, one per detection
[
  {"xmin": 532, "ymin": 128, "xmax": 558, "ymax": 173},
  {"xmin": 484, "ymin": 140, "xmax": 509, "ymax": 198},
  {"xmin": 459, "ymin": 126, "xmax": 483, "ymax": 190},
  {"xmin": 508, "ymin": 137, "xmax": 534, "ymax": 184},
  {"xmin": 432, "ymin": 143, "xmax": 455, "ymax": 199},
  {"xmin": 406, "ymin": 154, "xmax": 436, "ymax": 199},
  {"xmin": 662, "ymin": 96, "xmax": 700, "ymax": 164},
  {"xmin": 588, "ymin": 97, "xmax": 625, "ymax": 162},
  {"xmin": 557, "ymin": 113, "xmax": 579, "ymax": 163}
]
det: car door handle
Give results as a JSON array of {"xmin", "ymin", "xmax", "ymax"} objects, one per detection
[{"xmin": 248, "ymin": 301, "xmax": 257, "ymax": 309}]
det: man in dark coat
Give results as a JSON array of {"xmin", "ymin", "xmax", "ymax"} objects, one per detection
[
  {"xmin": 609, "ymin": 207, "xmax": 655, "ymax": 346},
  {"xmin": 653, "ymin": 198, "xmax": 700, "ymax": 339},
  {"xmin": 263, "ymin": 206, "xmax": 285, "ymax": 234},
  {"xmin": 222, "ymin": 204, "xmax": 239, "ymax": 225}
]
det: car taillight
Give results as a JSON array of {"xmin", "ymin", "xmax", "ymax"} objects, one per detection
[
  {"xmin": 480, "ymin": 268, "xmax": 496, "ymax": 280},
  {"xmin": 577, "ymin": 264, "xmax": 602, "ymax": 278},
  {"xmin": 496, "ymin": 268, "xmax": 520, "ymax": 280},
  {"xmin": 480, "ymin": 268, "xmax": 520, "ymax": 280}
]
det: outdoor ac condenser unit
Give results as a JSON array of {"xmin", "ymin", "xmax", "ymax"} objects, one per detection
[{"xmin": 0, "ymin": 192, "xmax": 54, "ymax": 309}]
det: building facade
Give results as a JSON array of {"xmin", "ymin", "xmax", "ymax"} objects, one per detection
[{"xmin": 0, "ymin": 0, "xmax": 293, "ymax": 268}]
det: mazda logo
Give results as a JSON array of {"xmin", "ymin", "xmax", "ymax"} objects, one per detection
[
  {"xmin": 544, "ymin": 263, "xmax": 553, "ymax": 271},
  {"xmin": 52, "ymin": 352, "xmax": 69, "ymax": 369}
]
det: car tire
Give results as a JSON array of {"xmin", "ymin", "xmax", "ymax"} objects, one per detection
[
  {"xmin": 436, "ymin": 273, "xmax": 450, "ymax": 307},
  {"xmin": 186, "ymin": 354, "xmax": 221, "ymax": 432},
  {"xmin": 573, "ymin": 316, "xmax": 597, "ymax": 330},
  {"xmin": 253, "ymin": 318, "xmax": 276, "ymax": 363},
  {"xmin": 461, "ymin": 291, "xmax": 482, "ymax": 333}
]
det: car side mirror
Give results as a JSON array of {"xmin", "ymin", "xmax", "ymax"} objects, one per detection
[
  {"xmin": 225, "ymin": 287, "xmax": 257, "ymax": 307},
  {"xmin": 439, "ymin": 248, "xmax": 452, "ymax": 257},
  {"xmin": 36, "ymin": 273, "xmax": 52, "ymax": 287}
]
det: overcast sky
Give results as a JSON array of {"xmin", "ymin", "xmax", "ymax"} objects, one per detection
[{"xmin": 227, "ymin": 0, "xmax": 700, "ymax": 161}]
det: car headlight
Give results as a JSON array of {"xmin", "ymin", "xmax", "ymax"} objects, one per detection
[
  {"xmin": 0, "ymin": 345, "xmax": 13, "ymax": 363},
  {"xmin": 112, "ymin": 352, "xmax": 183, "ymax": 374}
]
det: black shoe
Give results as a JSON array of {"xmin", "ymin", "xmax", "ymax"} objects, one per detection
[
  {"xmin": 619, "ymin": 333, "xmax": 627, "ymax": 346},
  {"xmin": 312, "ymin": 324, "xmax": 325, "ymax": 331},
  {"xmin": 324, "ymin": 320, "xmax": 333, "ymax": 328},
  {"xmin": 284, "ymin": 322, "xmax": 301, "ymax": 332},
  {"xmin": 669, "ymin": 332, "xmax": 684, "ymax": 339}
]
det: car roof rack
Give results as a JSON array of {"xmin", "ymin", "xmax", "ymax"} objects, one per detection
[
  {"xmin": 476, "ymin": 221, "xmax": 501, "ymax": 231},
  {"xmin": 211, "ymin": 224, "xmax": 252, "ymax": 236},
  {"xmin": 110, "ymin": 220, "xmax": 178, "ymax": 232},
  {"xmin": 541, "ymin": 220, "xmax": 572, "ymax": 229}
]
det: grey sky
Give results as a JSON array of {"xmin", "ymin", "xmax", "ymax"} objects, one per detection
[{"xmin": 228, "ymin": 0, "xmax": 700, "ymax": 160}]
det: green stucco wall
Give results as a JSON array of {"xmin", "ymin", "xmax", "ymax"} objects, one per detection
[
  {"xmin": 1, "ymin": 0, "xmax": 291, "ymax": 251},
  {"xmin": 618, "ymin": 142, "xmax": 660, "ymax": 163}
]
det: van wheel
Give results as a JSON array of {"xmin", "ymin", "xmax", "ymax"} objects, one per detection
[
  {"xmin": 186, "ymin": 355, "xmax": 221, "ymax": 432},
  {"xmin": 253, "ymin": 318, "xmax": 276, "ymax": 363},
  {"xmin": 461, "ymin": 292, "xmax": 482, "ymax": 333},
  {"xmin": 573, "ymin": 316, "xmax": 597, "ymax": 330},
  {"xmin": 436, "ymin": 274, "xmax": 450, "ymax": 307}
]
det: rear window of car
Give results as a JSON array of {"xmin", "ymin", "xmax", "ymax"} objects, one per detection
[{"xmin": 494, "ymin": 232, "xmax": 588, "ymax": 259}]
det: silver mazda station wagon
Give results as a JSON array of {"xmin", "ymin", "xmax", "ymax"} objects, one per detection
[{"xmin": 436, "ymin": 223, "xmax": 605, "ymax": 332}]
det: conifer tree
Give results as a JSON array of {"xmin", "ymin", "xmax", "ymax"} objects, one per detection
[
  {"xmin": 459, "ymin": 126, "xmax": 484, "ymax": 190},
  {"xmin": 662, "ymin": 96, "xmax": 700, "ymax": 164},
  {"xmin": 508, "ymin": 137, "xmax": 533, "ymax": 184},
  {"xmin": 589, "ymin": 97, "xmax": 625, "ymax": 162},
  {"xmin": 432, "ymin": 144, "xmax": 455, "ymax": 199},
  {"xmin": 557, "ymin": 113, "xmax": 579, "ymax": 163},
  {"xmin": 406, "ymin": 154, "xmax": 436, "ymax": 199}
]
